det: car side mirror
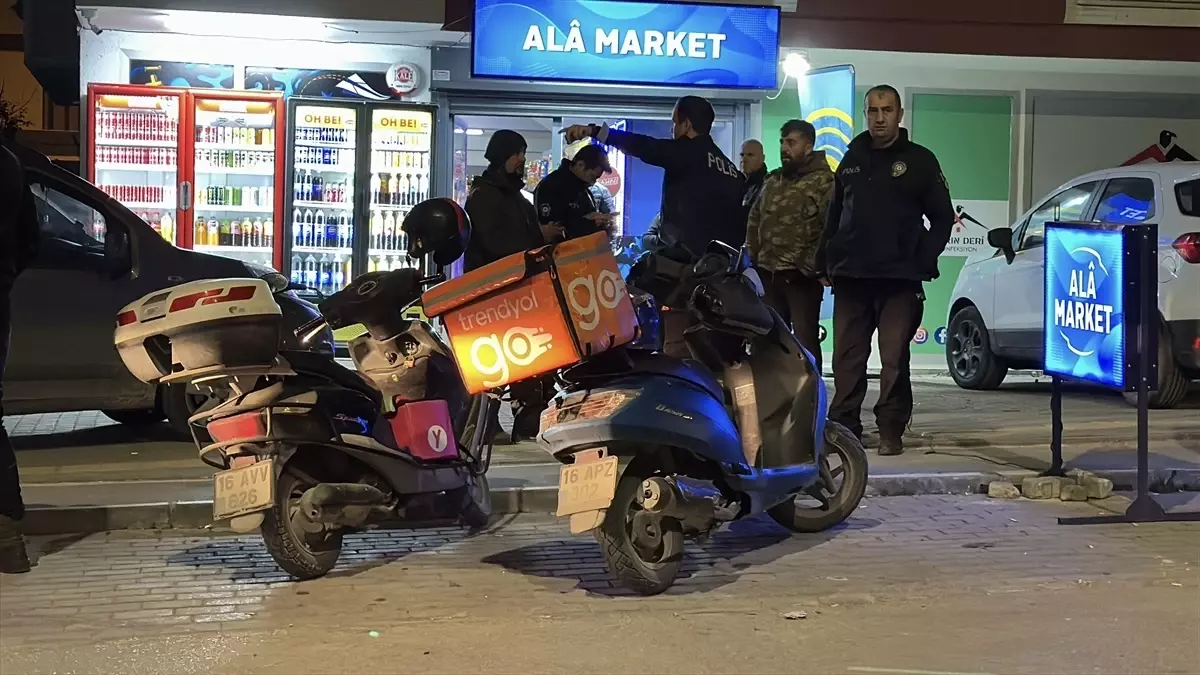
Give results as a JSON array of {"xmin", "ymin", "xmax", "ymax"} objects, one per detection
[
  {"xmin": 987, "ymin": 227, "xmax": 1016, "ymax": 264},
  {"xmin": 104, "ymin": 226, "xmax": 133, "ymax": 279}
]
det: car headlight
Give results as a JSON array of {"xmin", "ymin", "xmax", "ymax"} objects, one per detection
[{"xmin": 244, "ymin": 262, "xmax": 288, "ymax": 293}]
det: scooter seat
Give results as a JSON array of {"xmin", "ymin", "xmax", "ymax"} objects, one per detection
[{"xmin": 281, "ymin": 350, "xmax": 383, "ymax": 408}]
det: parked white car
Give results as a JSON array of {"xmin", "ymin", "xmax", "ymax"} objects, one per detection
[{"xmin": 946, "ymin": 163, "xmax": 1200, "ymax": 408}]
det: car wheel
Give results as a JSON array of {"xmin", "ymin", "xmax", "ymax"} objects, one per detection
[
  {"xmin": 947, "ymin": 306, "xmax": 1008, "ymax": 390},
  {"xmin": 160, "ymin": 383, "xmax": 217, "ymax": 439},
  {"xmin": 1124, "ymin": 320, "xmax": 1190, "ymax": 409}
]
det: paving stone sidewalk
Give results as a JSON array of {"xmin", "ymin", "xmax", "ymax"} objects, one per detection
[{"xmin": 2, "ymin": 494, "xmax": 1195, "ymax": 650}]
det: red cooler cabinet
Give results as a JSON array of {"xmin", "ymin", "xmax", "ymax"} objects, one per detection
[{"xmin": 87, "ymin": 84, "xmax": 287, "ymax": 270}]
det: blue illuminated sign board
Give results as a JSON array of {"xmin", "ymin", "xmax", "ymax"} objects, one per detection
[
  {"xmin": 1043, "ymin": 221, "xmax": 1156, "ymax": 391},
  {"xmin": 471, "ymin": 0, "xmax": 781, "ymax": 89}
]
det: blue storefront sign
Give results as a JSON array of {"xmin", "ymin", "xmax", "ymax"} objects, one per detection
[
  {"xmin": 471, "ymin": 0, "xmax": 781, "ymax": 89},
  {"xmin": 798, "ymin": 65, "xmax": 855, "ymax": 171},
  {"xmin": 1043, "ymin": 222, "xmax": 1156, "ymax": 391}
]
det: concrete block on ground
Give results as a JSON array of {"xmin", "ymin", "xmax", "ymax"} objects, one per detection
[
  {"xmin": 1060, "ymin": 484, "xmax": 1089, "ymax": 502},
  {"xmin": 987, "ymin": 481, "xmax": 1021, "ymax": 499},
  {"xmin": 1066, "ymin": 469, "xmax": 1096, "ymax": 485},
  {"xmin": 1022, "ymin": 476, "xmax": 1064, "ymax": 500},
  {"xmin": 1082, "ymin": 476, "xmax": 1114, "ymax": 500}
]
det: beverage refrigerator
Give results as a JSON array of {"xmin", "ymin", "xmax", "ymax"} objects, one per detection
[
  {"xmin": 284, "ymin": 99, "xmax": 435, "ymax": 300},
  {"xmin": 87, "ymin": 85, "xmax": 288, "ymax": 270}
]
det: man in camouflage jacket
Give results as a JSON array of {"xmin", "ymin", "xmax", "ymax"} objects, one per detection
[{"xmin": 746, "ymin": 119, "xmax": 835, "ymax": 373}]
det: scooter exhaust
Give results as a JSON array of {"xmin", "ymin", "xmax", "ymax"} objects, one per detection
[
  {"xmin": 297, "ymin": 483, "xmax": 390, "ymax": 530},
  {"xmin": 638, "ymin": 476, "xmax": 735, "ymax": 533}
]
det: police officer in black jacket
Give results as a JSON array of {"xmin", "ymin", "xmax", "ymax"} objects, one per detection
[
  {"xmin": 534, "ymin": 143, "xmax": 614, "ymax": 241},
  {"xmin": 563, "ymin": 96, "xmax": 745, "ymax": 257},
  {"xmin": 814, "ymin": 85, "xmax": 955, "ymax": 456}
]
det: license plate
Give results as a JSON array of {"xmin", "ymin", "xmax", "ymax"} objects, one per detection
[
  {"xmin": 212, "ymin": 458, "xmax": 275, "ymax": 521},
  {"xmin": 556, "ymin": 456, "xmax": 619, "ymax": 517}
]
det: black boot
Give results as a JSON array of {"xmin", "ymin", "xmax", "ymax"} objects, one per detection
[
  {"xmin": 0, "ymin": 515, "xmax": 31, "ymax": 574},
  {"xmin": 877, "ymin": 431, "xmax": 905, "ymax": 456}
]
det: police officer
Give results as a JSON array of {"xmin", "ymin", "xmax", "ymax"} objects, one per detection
[
  {"xmin": 562, "ymin": 95, "xmax": 745, "ymax": 257},
  {"xmin": 814, "ymin": 85, "xmax": 955, "ymax": 456},
  {"xmin": 534, "ymin": 143, "xmax": 614, "ymax": 241},
  {"xmin": 746, "ymin": 120, "xmax": 834, "ymax": 374}
]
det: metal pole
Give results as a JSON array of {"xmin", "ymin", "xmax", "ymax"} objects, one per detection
[{"xmin": 1044, "ymin": 375, "xmax": 1065, "ymax": 476}]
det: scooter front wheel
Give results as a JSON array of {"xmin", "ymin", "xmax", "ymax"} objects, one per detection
[
  {"xmin": 261, "ymin": 464, "xmax": 343, "ymax": 580},
  {"xmin": 596, "ymin": 457, "xmax": 684, "ymax": 596},
  {"xmin": 768, "ymin": 421, "xmax": 868, "ymax": 533}
]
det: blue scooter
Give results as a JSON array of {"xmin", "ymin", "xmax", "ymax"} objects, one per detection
[{"xmin": 537, "ymin": 242, "xmax": 868, "ymax": 595}]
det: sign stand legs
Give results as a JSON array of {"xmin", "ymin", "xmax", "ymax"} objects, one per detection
[
  {"xmin": 1058, "ymin": 228, "xmax": 1198, "ymax": 525},
  {"xmin": 1041, "ymin": 375, "xmax": 1066, "ymax": 478}
]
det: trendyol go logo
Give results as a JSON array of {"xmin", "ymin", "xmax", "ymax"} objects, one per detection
[
  {"xmin": 566, "ymin": 268, "xmax": 627, "ymax": 330},
  {"xmin": 463, "ymin": 287, "xmax": 556, "ymax": 388}
]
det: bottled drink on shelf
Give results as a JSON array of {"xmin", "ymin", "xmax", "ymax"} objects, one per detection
[
  {"xmin": 389, "ymin": 174, "xmax": 401, "ymax": 206},
  {"xmin": 303, "ymin": 209, "xmax": 315, "ymax": 247},
  {"xmin": 292, "ymin": 208, "xmax": 303, "ymax": 245},
  {"xmin": 383, "ymin": 211, "xmax": 396, "ymax": 251},
  {"xmin": 219, "ymin": 219, "xmax": 233, "ymax": 246},
  {"xmin": 303, "ymin": 255, "xmax": 317, "ymax": 288},
  {"xmin": 194, "ymin": 218, "xmax": 206, "ymax": 246},
  {"xmin": 324, "ymin": 213, "xmax": 339, "ymax": 251},
  {"xmin": 370, "ymin": 210, "xmax": 383, "ymax": 250},
  {"xmin": 332, "ymin": 255, "xmax": 346, "ymax": 290},
  {"xmin": 207, "ymin": 218, "xmax": 219, "ymax": 245},
  {"xmin": 160, "ymin": 213, "xmax": 174, "ymax": 243},
  {"xmin": 263, "ymin": 218, "xmax": 273, "ymax": 249},
  {"xmin": 371, "ymin": 174, "xmax": 382, "ymax": 205},
  {"xmin": 417, "ymin": 174, "xmax": 428, "ymax": 203},
  {"xmin": 290, "ymin": 255, "xmax": 302, "ymax": 285},
  {"xmin": 314, "ymin": 210, "xmax": 327, "ymax": 248},
  {"xmin": 318, "ymin": 254, "xmax": 332, "ymax": 294},
  {"xmin": 239, "ymin": 217, "xmax": 252, "ymax": 247},
  {"xmin": 337, "ymin": 212, "xmax": 352, "ymax": 249}
]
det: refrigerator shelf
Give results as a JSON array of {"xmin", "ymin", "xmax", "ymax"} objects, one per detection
[
  {"xmin": 95, "ymin": 137, "xmax": 178, "ymax": 148},
  {"xmin": 294, "ymin": 246, "xmax": 353, "ymax": 255},
  {"xmin": 195, "ymin": 165, "xmax": 275, "ymax": 176},
  {"xmin": 294, "ymin": 200, "xmax": 353, "ymax": 210},
  {"xmin": 295, "ymin": 163, "xmax": 356, "ymax": 173},
  {"xmin": 194, "ymin": 245, "xmax": 273, "ymax": 255},
  {"xmin": 122, "ymin": 201, "xmax": 175, "ymax": 210},
  {"xmin": 295, "ymin": 139, "xmax": 356, "ymax": 150},
  {"xmin": 95, "ymin": 163, "xmax": 178, "ymax": 172},
  {"xmin": 195, "ymin": 204, "xmax": 274, "ymax": 214},
  {"xmin": 196, "ymin": 142, "xmax": 275, "ymax": 152},
  {"xmin": 370, "ymin": 166, "xmax": 430, "ymax": 176}
]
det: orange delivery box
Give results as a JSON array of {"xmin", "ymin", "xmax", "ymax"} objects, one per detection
[{"xmin": 422, "ymin": 232, "xmax": 639, "ymax": 395}]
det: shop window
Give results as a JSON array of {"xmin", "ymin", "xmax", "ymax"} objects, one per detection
[
  {"xmin": 28, "ymin": 181, "xmax": 108, "ymax": 267},
  {"xmin": 1020, "ymin": 181, "xmax": 1099, "ymax": 250},
  {"xmin": 1095, "ymin": 177, "xmax": 1156, "ymax": 224}
]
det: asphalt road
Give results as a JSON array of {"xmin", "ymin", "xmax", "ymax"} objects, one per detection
[{"xmin": 2, "ymin": 494, "xmax": 1197, "ymax": 674}]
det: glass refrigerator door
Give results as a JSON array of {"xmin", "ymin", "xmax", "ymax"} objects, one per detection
[
  {"xmin": 191, "ymin": 98, "xmax": 279, "ymax": 268},
  {"xmin": 288, "ymin": 104, "xmax": 357, "ymax": 296},
  {"xmin": 366, "ymin": 106, "xmax": 434, "ymax": 275},
  {"xmin": 91, "ymin": 90, "xmax": 182, "ymax": 244}
]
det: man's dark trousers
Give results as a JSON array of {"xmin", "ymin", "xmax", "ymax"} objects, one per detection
[
  {"xmin": 828, "ymin": 278, "xmax": 924, "ymax": 441},
  {"xmin": 0, "ymin": 290, "xmax": 23, "ymax": 521},
  {"xmin": 760, "ymin": 270, "xmax": 825, "ymax": 374}
]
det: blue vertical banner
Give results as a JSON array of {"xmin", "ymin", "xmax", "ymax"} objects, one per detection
[
  {"xmin": 797, "ymin": 65, "xmax": 855, "ymax": 171},
  {"xmin": 471, "ymin": 0, "xmax": 781, "ymax": 89}
]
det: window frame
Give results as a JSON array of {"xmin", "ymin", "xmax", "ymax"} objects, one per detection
[
  {"xmin": 24, "ymin": 172, "xmax": 131, "ymax": 276},
  {"xmin": 1015, "ymin": 180, "xmax": 1102, "ymax": 252},
  {"xmin": 1092, "ymin": 175, "xmax": 1158, "ymax": 225}
]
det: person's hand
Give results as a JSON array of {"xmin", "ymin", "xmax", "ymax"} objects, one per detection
[
  {"xmin": 818, "ymin": 275, "xmax": 832, "ymax": 287},
  {"xmin": 562, "ymin": 125, "xmax": 596, "ymax": 143},
  {"xmin": 540, "ymin": 222, "xmax": 566, "ymax": 243},
  {"xmin": 584, "ymin": 212, "xmax": 613, "ymax": 225}
]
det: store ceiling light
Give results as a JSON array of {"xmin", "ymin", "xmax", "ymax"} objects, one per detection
[
  {"xmin": 454, "ymin": 128, "xmax": 465, "ymax": 134},
  {"xmin": 782, "ymin": 52, "xmax": 811, "ymax": 79},
  {"xmin": 465, "ymin": 129, "xmax": 485, "ymax": 136}
]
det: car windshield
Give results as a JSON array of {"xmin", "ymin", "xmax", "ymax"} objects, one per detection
[{"xmin": 1177, "ymin": 179, "xmax": 1199, "ymax": 217}]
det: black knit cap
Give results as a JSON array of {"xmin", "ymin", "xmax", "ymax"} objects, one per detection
[{"xmin": 484, "ymin": 129, "xmax": 528, "ymax": 166}]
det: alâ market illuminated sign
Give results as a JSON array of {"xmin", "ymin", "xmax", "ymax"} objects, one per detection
[{"xmin": 471, "ymin": 0, "xmax": 781, "ymax": 89}]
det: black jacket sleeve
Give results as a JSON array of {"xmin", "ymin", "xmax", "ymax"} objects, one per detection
[
  {"xmin": 917, "ymin": 158, "xmax": 956, "ymax": 279},
  {"xmin": 532, "ymin": 181, "xmax": 568, "ymax": 226},
  {"xmin": 465, "ymin": 187, "xmax": 521, "ymax": 262},
  {"xmin": 601, "ymin": 129, "xmax": 682, "ymax": 171},
  {"xmin": 813, "ymin": 171, "xmax": 844, "ymax": 277}
]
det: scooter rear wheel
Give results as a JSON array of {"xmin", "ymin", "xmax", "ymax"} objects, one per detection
[
  {"xmin": 768, "ymin": 421, "xmax": 868, "ymax": 534},
  {"xmin": 596, "ymin": 457, "xmax": 684, "ymax": 596},
  {"xmin": 261, "ymin": 464, "xmax": 343, "ymax": 580}
]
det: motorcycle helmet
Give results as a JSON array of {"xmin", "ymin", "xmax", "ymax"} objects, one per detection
[{"xmin": 402, "ymin": 198, "xmax": 471, "ymax": 266}]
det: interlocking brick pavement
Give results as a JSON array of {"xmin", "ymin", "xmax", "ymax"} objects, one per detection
[
  {"xmin": 3, "ymin": 411, "xmax": 118, "ymax": 437},
  {"xmin": 1, "ymin": 496, "xmax": 1195, "ymax": 649}
]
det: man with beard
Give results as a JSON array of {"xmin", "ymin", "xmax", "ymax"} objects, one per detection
[
  {"xmin": 464, "ymin": 129, "xmax": 560, "ymax": 442},
  {"xmin": 1, "ymin": 140, "xmax": 40, "ymax": 573},
  {"xmin": 746, "ymin": 120, "xmax": 834, "ymax": 374},
  {"xmin": 563, "ymin": 96, "xmax": 744, "ymax": 357},
  {"xmin": 740, "ymin": 139, "xmax": 767, "ymax": 223},
  {"xmin": 814, "ymin": 85, "xmax": 955, "ymax": 456}
]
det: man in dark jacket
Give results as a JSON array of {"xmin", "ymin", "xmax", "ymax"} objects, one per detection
[
  {"xmin": 534, "ymin": 143, "xmax": 613, "ymax": 241},
  {"xmin": 1, "ymin": 140, "xmax": 40, "ymax": 573},
  {"xmin": 740, "ymin": 139, "xmax": 767, "ymax": 224},
  {"xmin": 814, "ymin": 85, "xmax": 955, "ymax": 456},
  {"xmin": 463, "ymin": 130, "xmax": 559, "ymax": 442},
  {"xmin": 563, "ymin": 96, "xmax": 745, "ymax": 257},
  {"xmin": 463, "ymin": 129, "xmax": 559, "ymax": 273}
]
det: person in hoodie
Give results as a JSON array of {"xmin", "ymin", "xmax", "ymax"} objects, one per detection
[
  {"xmin": 463, "ymin": 129, "xmax": 562, "ymax": 273},
  {"xmin": 746, "ymin": 120, "xmax": 834, "ymax": 375},
  {"xmin": 463, "ymin": 130, "xmax": 561, "ymax": 442},
  {"xmin": 1, "ymin": 139, "xmax": 40, "ymax": 574},
  {"xmin": 814, "ymin": 85, "xmax": 955, "ymax": 456}
]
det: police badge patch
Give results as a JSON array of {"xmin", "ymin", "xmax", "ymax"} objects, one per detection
[
  {"xmin": 891, "ymin": 161, "xmax": 907, "ymax": 178},
  {"xmin": 540, "ymin": 204, "xmax": 551, "ymax": 217}
]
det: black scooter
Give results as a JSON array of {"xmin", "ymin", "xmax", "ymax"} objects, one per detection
[{"xmin": 538, "ymin": 242, "xmax": 868, "ymax": 595}]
